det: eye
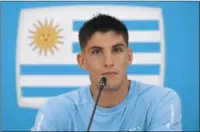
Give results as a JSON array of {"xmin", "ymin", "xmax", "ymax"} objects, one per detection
[
  {"xmin": 91, "ymin": 49, "xmax": 102, "ymax": 55},
  {"xmin": 113, "ymin": 47, "xmax": 123, "ymax": 53}
]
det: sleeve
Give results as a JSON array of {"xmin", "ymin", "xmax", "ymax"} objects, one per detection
[
  {"xmin": 148, "ymin": 90, "xmax": 182, "ymax": 131},
  {"xmin": 31, "ymin": 101, "xmax": 58, "ymax": 131}
]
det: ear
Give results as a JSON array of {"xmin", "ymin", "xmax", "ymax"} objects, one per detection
[
  {"xmin": 77, "ymin": 52, "xmax": 87, "ymax": 70},
  {"xmin": 127, "ymin": 48, "xmax": 133, "ymax": 66}
]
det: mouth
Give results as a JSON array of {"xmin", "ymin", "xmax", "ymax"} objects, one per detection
[{"xmin": 102, "ymin": 71, "xmax": 118, "ymax": 76}]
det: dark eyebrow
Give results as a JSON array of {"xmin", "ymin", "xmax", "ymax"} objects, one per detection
[
  {"xmin": 112, "ymin": 43, "xmax": 126, "ymax": 48},
  {"xmin": 88, "ymin": 43, "xmax": 126, "ymax": 51},
  {"xmin": 88, "ymin": 46, "xmax": 103, "ymax": 51}
]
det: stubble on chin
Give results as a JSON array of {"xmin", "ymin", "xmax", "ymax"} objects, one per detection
[{"xmin": 102, "ymin": 83, "xmax": 121, "ymax": 92}]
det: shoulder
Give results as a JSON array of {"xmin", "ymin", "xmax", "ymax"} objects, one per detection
[
  {"xmin": 132, "ymin": 81, "xmax": 182, "ymax": 131},
  {"xmin": 32, "ymin": 87, "xmax": 90, "ymax": 131},
  {"xmin": 40, "ymin": 86, "xmax": 90, "ymax": 114},
  {"xmin": 132, "ymin": 80, "xmax": 181, "ymax": 105},
  {"xmin": 40, "ymin": 88, "xmax": 87, "ymax": 117}
]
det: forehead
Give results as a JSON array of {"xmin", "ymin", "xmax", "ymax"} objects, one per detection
[{"xmin": 85, "ymin": 31, "xmax": 126, "ymax": 49}]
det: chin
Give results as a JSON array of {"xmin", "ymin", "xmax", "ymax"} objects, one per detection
[{"xmin": 103, "ymin": 82, "xmax": 121, "ymax": 92}]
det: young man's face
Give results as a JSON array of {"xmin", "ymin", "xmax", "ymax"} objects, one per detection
[{"xmin": 78, "ymin": 31, "xmax": 133, "ymax": 91}]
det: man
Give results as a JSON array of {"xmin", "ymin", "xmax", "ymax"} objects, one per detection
[{"xmin": 32, "ymin": 14, "xmax": 182, "ymax": 131}]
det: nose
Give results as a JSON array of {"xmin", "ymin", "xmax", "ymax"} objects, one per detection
[{"xmin": 104, "ymin": 52, "xmax": 114, "ymax": 67}]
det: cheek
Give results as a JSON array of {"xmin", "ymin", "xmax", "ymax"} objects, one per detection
[
  {"xmin": 85, "ymin": 58, "xmax": 102, "ymax": 72},
  {"xmin": 114, "ymin": 53, "xmax": 129, "ymax": 67}
]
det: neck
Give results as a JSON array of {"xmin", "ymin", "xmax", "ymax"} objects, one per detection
[{"xmin": 90, "ymin": 79, "xmax": 130, "ymax": 108}]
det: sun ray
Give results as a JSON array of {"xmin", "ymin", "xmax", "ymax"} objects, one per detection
[
  {"xmin": 27, "ymin": 36, "xmax": 34, "ymax": 39},
  {"xmin": 57, "ymin": 41, "xmax": 64, "ymax": 44},
  {"xmin": 50, "ymin": 19, "xmax": 54, "ymax": 27},
  {"xmin": 49, "ymin": 48, "xmax": 54, "ymax": 54},
  {"xmin": 56, "ymin": 28, "xmax": 63, "ymax": 34},
  {"xmin": 33, "ymin": 23, "xmax": 38, "ymax": 29},
  {"xmin": 58, "ymin": 36, "xmax": 64, "ymax": 39},
  {"xmin": 32, "ymin": 46, "xmax": 38, "ymax": 51},
  {"xmin": 54, "ymin": 24, "xmax": 59, "ymax": 29},
  {"xmin": 39, "ymin": 48, "xmax": 43, "ymax": 55},
  {"xmin": 45, "ymin": 18, "xmax": 48, "ymax": 26},
  {"xmin": 54, "ymin": 45, "xmax": 59, "ymax": 51},
  {"xmin": 29, "ymin": 41, "xmax": 35, "ymax": 46},
  {"xmin": 28, "ymin": 29, "xmax": 35, "ymax": 34},
  {"xmin": 44, "ymin": 49, "xmax": 47, "ymax": 56},
  {"xmin": 37, "ymin": 20, "xmax": 44, "ymax": 27}
]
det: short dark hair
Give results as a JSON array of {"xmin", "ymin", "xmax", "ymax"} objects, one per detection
[{"xmin": 78, "ymin": 13, "xmax": 129, "ymax": 50}]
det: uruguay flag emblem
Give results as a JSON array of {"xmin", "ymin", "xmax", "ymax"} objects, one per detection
[{"xmin": 16, "ymin": 5, "xmax": 165, "ymax": 109}]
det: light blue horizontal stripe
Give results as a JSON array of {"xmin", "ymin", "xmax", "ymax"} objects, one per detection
[
  {"xmin": 22, "ymin": 87, "xmax": 78, "ymax": 97},
  {"xmin": 129, "ymin": 42, "xmax": 160, "ymax": 52},
  {"xmin": 73, "ymin": 20, "xmax": 159, "ymax": 31},
  {"xmin": 72, "ymin": 42, "xmax": 160, "ymax": 53},
  {"xmin": 127, "ymin": 65, "xmax": 159, "ymax": 74},
  {"xmin": 20, "ymin": 65, "xmax": 160, "ymax": 75}
]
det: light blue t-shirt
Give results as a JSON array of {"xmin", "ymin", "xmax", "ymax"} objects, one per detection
[{"xmin": 32, "ymin": 80, "xmax": 182, "ymax": 131}]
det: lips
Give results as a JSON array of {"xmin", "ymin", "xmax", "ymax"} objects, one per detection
[{"xmin": 102, "ymin": 71, "xmax": 118, "ymax": 75}]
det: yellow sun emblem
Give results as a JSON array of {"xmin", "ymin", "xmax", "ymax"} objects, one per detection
[{"xmin": 28, "ymin": 19, "xmax": 64, "ymax": 55}]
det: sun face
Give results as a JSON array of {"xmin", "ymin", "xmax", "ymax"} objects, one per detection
[{"xmin": 28, "ymin": 19, "xmax": 64, "ymax": 55}]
